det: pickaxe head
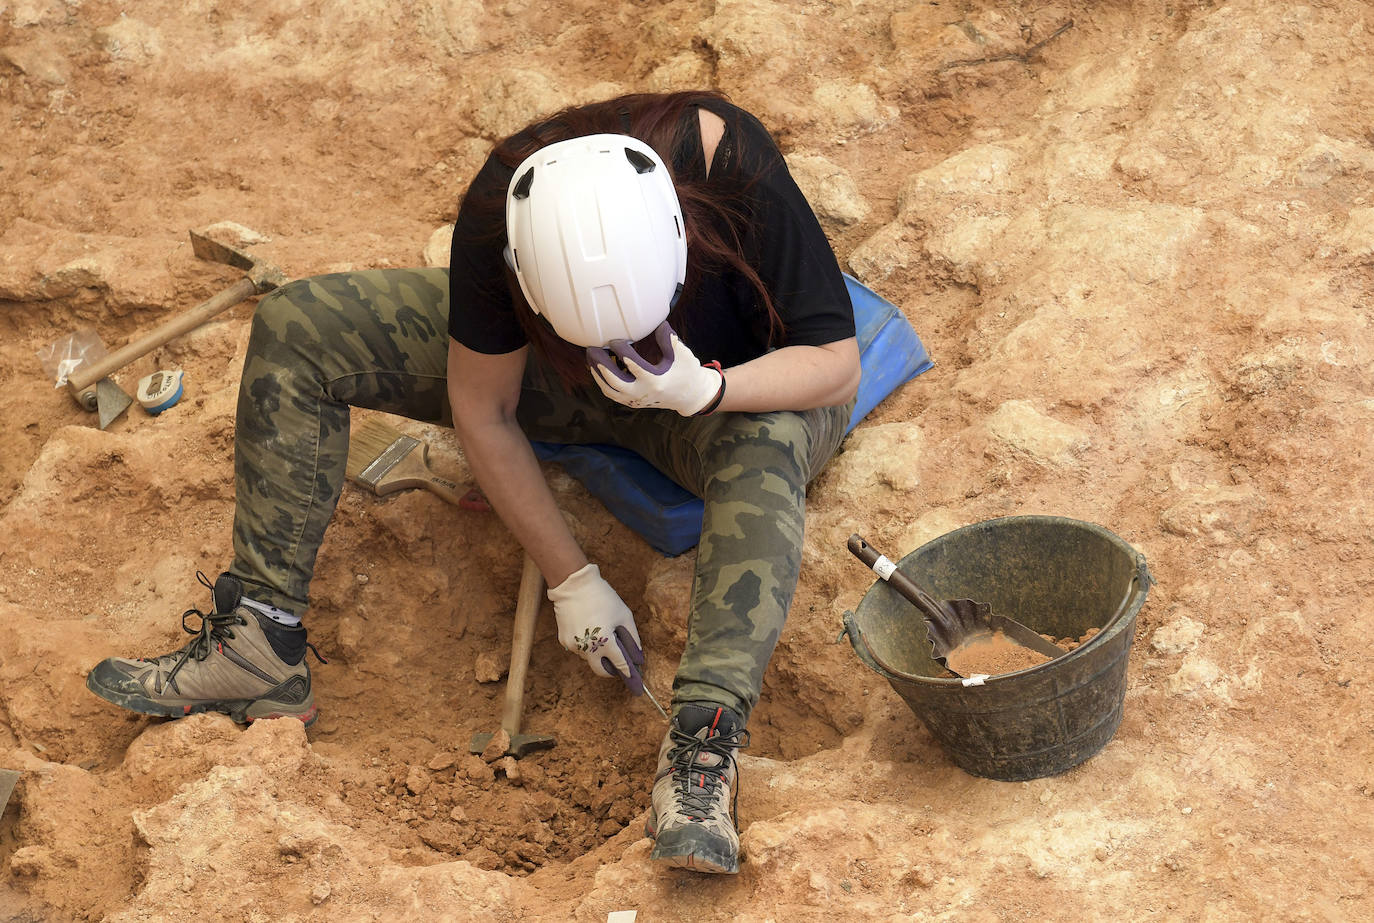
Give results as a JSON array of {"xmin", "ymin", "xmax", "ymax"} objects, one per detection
[
  {"xmin": 469, "ymin": 730, "xmax": 557, "ymax": 760},
  {"xmin": 189, "ymin": 228, "xmax": 286, "ymax": 294}
]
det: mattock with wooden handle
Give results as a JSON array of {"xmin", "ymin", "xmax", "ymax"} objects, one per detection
[{"xmin": 66, "ymin": 228, "xmax": 287, "ymax": 428}]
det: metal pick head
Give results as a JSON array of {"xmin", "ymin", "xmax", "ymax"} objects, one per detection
[
  {"xmin": 0, "ymin": 769, "xmax": 19, "ymax": 812},
  {"xmin": 96, "ymin": 378, "xmax": 133, "ymax": 429},
  {"xmin": 642, "ymin": 685, "xmax": 669, "ymax": 721}
]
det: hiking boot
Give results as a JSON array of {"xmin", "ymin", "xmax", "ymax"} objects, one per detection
[
  {"xmin": 86, "ymin": 572, "xmax": 320, "ymax": 727},
  {"xmin": 645, "ymin": 703, "xmax": 750, "ymax": 874}
]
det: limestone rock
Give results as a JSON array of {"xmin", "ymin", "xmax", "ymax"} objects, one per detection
[
  {"xmin": 1151, "ymin": 615, "xmax": 1205, "ymax": 655},
  {"xmin": 469, "ymin": 70, "xmax": 572, "ymax": 139},
  {"xmin": 984, "ymin": 400, "xmax": 1089, "ymax": 464},
  {"xmin": 697, "ymin": 0, "xmax": 803, "ymax": 82},
  {"xmin": 96, "ymin": 17, "xmax": 163, "ymax": 65},
  {"xmin": 474, "ymin": 651, "xmax": 506, "ymax": 684},
  {"xmin": 896, "ymin": 509, "xmax": 966, "ymax": 556},
  {"xmin": 824, "ymin": 422, "xmax": 924, "ymax": 495},
  {"xmin": 846, "ymin": 221, "xmax": 923, "ymax": 283},
  {"xmin": 645, "ymin": 52, "xmax": 712, "ymax": 92},
  {"xmin": 900, "ymin": 144, "xmax": 1023, "ymax": 206},
  {"xmin": 1167, "ymin": 654, "xmax": 1222, "ymax": 696},
  {"xmin": 424, "ymin": 223, "xmax": 453, "ymax": 268},
  {"xmin": 1159, "ymin": 485, "xmax": 1261, "ymax": 544},
  {"xmin": 1, "ymin": 38, "xmax": 70, "ymax": 85},
  {"xmin": 1332, "ymin": 207, "xmax": 1374, "ymax": 262},
  {"xmin": 810, "ymin": 80, "xmax": 896, "ymax": 135}
]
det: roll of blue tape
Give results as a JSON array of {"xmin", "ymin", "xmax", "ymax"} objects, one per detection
[{"xmin": 137, "ymin": 370, "xmax": 185, "ymax": 414}]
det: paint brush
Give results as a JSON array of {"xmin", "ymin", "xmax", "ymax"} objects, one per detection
[{"xmin": 345, "ymin": 418, "xmax": 489, "ymax": 510}]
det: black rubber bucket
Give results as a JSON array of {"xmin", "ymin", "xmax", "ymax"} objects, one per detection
[{"xmin": 841, "ymin": 516, "xmax": 1151, "ymax": 782}]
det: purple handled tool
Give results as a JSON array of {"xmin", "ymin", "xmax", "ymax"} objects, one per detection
[{"xmin": 602, "ymin": 627, "xmax": 669, "ymax": 720}]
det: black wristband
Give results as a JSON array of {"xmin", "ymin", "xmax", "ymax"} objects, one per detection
[{"xmin": 694, "ymin": 361, "xmax": 727, "ymax": 416}]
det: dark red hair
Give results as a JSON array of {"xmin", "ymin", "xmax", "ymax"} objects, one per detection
[{"xmin": 457, "ymin": 90, "xmax": 782, "ymax": 388}]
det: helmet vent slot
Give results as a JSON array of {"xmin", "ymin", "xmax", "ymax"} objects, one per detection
[
  {"xmin": 512, "ymin": 168, "xmax": 534, "ymax": 200},
  {"xmin": 624, "ymin": 147, "xmax": 657, "ymax": 174}
]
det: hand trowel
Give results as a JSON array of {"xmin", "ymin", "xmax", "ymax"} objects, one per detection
[{"xmin": 848, "ymin": 534, "xmax": 1064, "ymax": 676}]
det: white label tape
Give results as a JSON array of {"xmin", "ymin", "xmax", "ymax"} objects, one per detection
[
  {"xmin": 961, "ymin": 674, "xmax": 989, "ymax": 687},
  {"xmin": 873, "ymin": 555, "xmax": 897, "ymax": 581}
]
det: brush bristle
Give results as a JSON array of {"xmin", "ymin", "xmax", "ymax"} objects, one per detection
[{"xmin": 345, "ymin": 419, "xmax": 413, "ymax": 481}]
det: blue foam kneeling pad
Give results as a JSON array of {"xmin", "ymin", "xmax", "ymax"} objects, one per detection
[{"xmin": 532, "ymin": 273, "xmax": 933, "ymax": 556}]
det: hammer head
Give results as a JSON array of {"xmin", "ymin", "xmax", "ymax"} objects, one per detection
[
  {"xmin": 189, "ymin": 228, "xmax": 286, "ymax": 294},
  {"xmin": 469, "ymin": 731, "xmax": 557, "ymax": 760}
]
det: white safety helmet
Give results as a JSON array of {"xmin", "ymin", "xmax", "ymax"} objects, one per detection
[{"xmin": 504, "ymin": 133, "xmax": 687, "ymax": 348}]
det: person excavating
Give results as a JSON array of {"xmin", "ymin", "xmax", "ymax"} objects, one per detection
[{"xmin": 85, "ymin": 90, "xmax": 861, "ymax": 875}]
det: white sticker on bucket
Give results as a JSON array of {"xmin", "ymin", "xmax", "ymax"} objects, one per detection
[
  {"xmin": 961, "ymin": 674, "xmax": 989, "ymax": 687},
  {"xmin": 873, "ymin": 555, "xmax": 898, "ymax": 581}
]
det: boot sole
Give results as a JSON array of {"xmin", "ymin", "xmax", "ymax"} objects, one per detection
[
  {"xmin": 645, "ymin": 820, "xmax": 740, "ymax": 874},
  {"xmin": 85, "ymin": 666, "xmax": 318, "ymax": 728}
]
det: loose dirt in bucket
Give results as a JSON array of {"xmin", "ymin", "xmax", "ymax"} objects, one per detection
[
  {"xmin": 940, "ymin": 625, "xmax": 1102, "ymax": 676},
  {"xmin": 1054, "ymin": 626, "xmax": 1101, "ymax": 651},
  {"xmin": 4, "ymin": 1, "xmax": 1374, "ymax": 919},
  {"xmin": 943, "ymin": 630, "xmax": 1053, "ymax": 676}
]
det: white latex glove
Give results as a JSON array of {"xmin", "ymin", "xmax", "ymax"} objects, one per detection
[
  {"xmin": 546, "ymin": 563, "xmax": 646, "ymax": 690},
  {"xmin": 588, "ymin": 321, "xmax": 725, "ymax": 417}
]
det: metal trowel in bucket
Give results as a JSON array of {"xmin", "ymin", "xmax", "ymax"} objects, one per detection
[{"xmin": 848, "ymin": 534, "xmax": 1063, "ymax": 676}]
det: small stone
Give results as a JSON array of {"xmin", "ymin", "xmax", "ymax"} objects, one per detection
[
  {"xmin": 424, "ymin": 223, "xmax": 455, "ymax": 268},
  {"xmin": 355, "ymin": 573, "xmax": 369, "ymax": 584},
  {"xmin": 1181, "ymin": 806, "xmax": 1192, "ymax": 815},
  {"xmin": 480, "ymin": 729, "xmax": 511, "ymax": 763},
  {"xmin": 449, "ymin": 805, "xmax": 468, "ymax": 823},
  {"xmin": 474, "ymin": 652, "xmax": 506, "ymax": 684},
  {"xmin": 463, "ymin": 755, "xmax": 495, "ymax": 784},
  {"xmin": 310, "ymin": 882, "xmax": 331, "ymax": 905},
  {"xmin": 598, "ymin": 818, "xmax": 622, "ymax": 838},
  {"xmin": 518, "ymin": 760, "xmax": 546, "ymax": 788},
  {"xmin": 427, "ymin": 752, "xmax": 455, "ymax": 772},
  {"xmin": 499, "ymin": 756, "xmax": 523, "ymax": 785},
  {"xmin": 405, "ymin": 765, "xmax": 431, "ymax": 796},
  {"xmin": 1095, "ymin": 846, "xmax": 1110, "ymax": 862},
  {"xmin": 418, "ymin": 822, "xmax": 466, "ymax": 853}
]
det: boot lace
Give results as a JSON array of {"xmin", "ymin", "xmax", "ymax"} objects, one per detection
[
  {"xmin": 154, "ymin": 572, "xmax": 246, "ymax": 693},
  {"xmin": 150, "ymin": 572, "xmax": 327, "ymax": 693},
  {"xmin": 663, "ymin": 723, "xmax": 751, "ymax": 823}
]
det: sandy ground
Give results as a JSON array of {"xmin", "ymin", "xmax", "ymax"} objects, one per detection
[{"xmin": 2, "ymin": 0, "xmax": 1372, "ymax": 920}]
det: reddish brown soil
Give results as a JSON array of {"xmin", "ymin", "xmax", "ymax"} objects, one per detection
[{"xmin": 3, "ymin": 1, "xmax": 1373, "ymax": 920}]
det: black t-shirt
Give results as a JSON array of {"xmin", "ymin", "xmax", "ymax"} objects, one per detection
[{"xmin": 447, "ymin": 100, "xmax": 854, "ymax": 370}]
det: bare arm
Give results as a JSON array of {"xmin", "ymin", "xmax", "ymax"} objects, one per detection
[
  {"xmin": 713, "ymin": 336, "xmax": 861, "ymax": 413},
  {"xmin": 446, "ymin": 339, "xmax": 586, "ymax": 586},
  {"xmin": 697, "ymin": 110, "xmax": 861, "ymax": 414}
]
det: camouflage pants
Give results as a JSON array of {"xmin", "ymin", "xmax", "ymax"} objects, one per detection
[{"xmin": 232, "ymin": 269, "xmax": 853, "ymax": 722}]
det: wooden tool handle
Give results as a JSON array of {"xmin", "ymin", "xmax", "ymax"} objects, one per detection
[
  {"xmin": 500, "ymin": 553, "xmax": 546, "ymax": 738},
  {"xmin": 67, "ymin": 276, "xmax": 258, "ymax": 397},
  {"xmin": 847, "ymin": 534, "xmax": 949, "ymax": 623},
  {"xmin": 418, "ymin": 473, "xmax": 473, "ymax": 506}
]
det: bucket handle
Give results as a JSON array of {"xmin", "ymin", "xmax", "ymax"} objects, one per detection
[
  {"xmin": 1101, "ymin": 561, "xmax": 1151, "ymax": 632},
  {"xmin": 838, "ymin": 611, "xmax": 924, "ymax": 683},
  {"xmin": 1136, "ymin": 553, "xmax": 1155, "ymax": 589}
]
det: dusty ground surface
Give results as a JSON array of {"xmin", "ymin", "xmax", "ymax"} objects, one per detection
[{"xmin": 2, "ymin": 0, "xmax": 1372, "ymax": 920}]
